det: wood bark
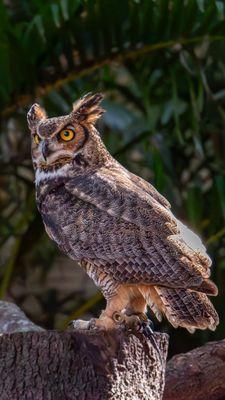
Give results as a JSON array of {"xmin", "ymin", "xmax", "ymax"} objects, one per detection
[
  {"xmin": 0, "ymin": 330, "xmax": 168, "ymax": 400},
  {"xmin": 0, "ymin": 301, "xmax": 168, "ymax": 400},
  {"xmin": 164, "ymin": 339, "xmax": 225, "ymax": 400},
  {"xmin": 0, "ymin": 301, "xmax": 44, "ymax": 333},
  {"xmin": 1, "ymin": 301, "xmax": 225, "ymax": 400}
]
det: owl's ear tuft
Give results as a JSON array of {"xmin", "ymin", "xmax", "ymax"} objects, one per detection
[
  {"xmin": 27, "ymin": 103, "xmax": 47, "ymax": 130},
  {"xmin": 72, "ymin": 93, "xmax": 105, "ymax": 125}
]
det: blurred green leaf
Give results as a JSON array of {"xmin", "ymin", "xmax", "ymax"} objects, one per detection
[{"xmin": 215, "ymin": 175, "xmax": 225, "ymax": 219}]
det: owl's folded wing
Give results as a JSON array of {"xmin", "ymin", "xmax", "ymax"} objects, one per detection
[
  {"xmin": 66, "ymin": 166, "xmax": 175, "ymax": 236},
  {"xmin": 125, "ymin": 168, "xmax": 171, "ymax": 209},
  {"xmin": 65, "ymin": 166, "xmax": 217, "ymax": 295}
]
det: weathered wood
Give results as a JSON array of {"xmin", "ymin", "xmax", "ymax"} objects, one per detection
[
  {"xmin": 164, "ymin": 339, "xmax": 225, "ymax": 400},
  {"xmin": 2, "ymin": 301, "xmax": 225, "ymax": 400},
  {"xmin": 0, "ymin": 301, "xmax": 44, "ymax": 333},
  {"xmin": 0, "ymin": 330, "xmax": 168, "ymax": 400},
  {"xmin": 0, "ymin": 301, "xmax": 168, "ymax": 400}
]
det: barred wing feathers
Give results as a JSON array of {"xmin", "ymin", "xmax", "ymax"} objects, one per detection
[
  {"xmin": 65, "ymin": 165, "xmax": 217, "ymax": 296},
  {"xmin": 64, "ymin": 165, "xmax": 218, "ymax": 331}
]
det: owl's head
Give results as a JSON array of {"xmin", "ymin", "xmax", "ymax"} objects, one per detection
[{"xmin": 27, "ymin": 93, "xmax": 107, "ymax": 183}]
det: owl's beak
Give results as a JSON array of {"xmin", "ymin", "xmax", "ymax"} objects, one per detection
[{"xmin": 41, "ymin": 141, "xmax": 50, "ymax": 161}]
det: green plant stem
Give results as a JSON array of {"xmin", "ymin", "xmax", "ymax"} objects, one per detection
[
  {"xmin": 0, "ymin": 237, "xmax": 22, "ymax": 299},
  {"xmin": 58, "ymin": 291, "xmax": 103, "ymax": 330},
  {"xmin": 207, "ymin": 227, "xmax": 225, "ymax": 245}
]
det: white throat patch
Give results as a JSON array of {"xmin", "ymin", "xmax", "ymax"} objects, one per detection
[{"xmin": 35, "ymin": 164, "xmax": 69, "ymax": 185}]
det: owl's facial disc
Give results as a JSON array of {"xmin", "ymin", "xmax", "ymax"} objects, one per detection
[
  {"xmin": 32, "ymin": 124, "xmax": 88, "ymax": 172},
  {"xmin": 28, "ymin": 93, "xmax": 105, "ymax": 180}
]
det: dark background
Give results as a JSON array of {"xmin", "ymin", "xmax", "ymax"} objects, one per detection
[{"xmin": 0, "ymin": 0, "xmax": 225, "ymax": 358}]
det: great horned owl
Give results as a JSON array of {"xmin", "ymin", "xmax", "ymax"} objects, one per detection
[{"xmin": 27, "ymin": 93, "xmax": 219, "ymax": 333}]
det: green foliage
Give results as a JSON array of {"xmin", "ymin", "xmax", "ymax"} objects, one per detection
[
  {"xmin": 0, "ymin": 0, "xmax": 225, "ymax": 354},
  {"xmin": 1, "ymin": 0, "xmax": 225, "ymax": 111}
]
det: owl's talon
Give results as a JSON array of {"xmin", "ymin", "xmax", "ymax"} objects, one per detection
[
  {"xmin": 116, "ymin": 311, "xmax": 161, "ymax": 361},
  {"xmin": 67, "ymin": 318, "xmax": 108, "ymax": 332},
  {"xmin": 137, "ymin": 313, "xmax": 155, "ymax": 332},
  {"xmin": 89, "ymin": 317, "xmax": 107, "ymax": 331},
  {"xmin": 124, "ymin": 314, "xmax": 142, "ymax": 331},
  {"xmin": 112, "ymin": 313, "xmax": 141, "ymax": 332},
  {"xmin": 134, "ymin": 312, "xmax": 148, "ymax": 324},
  {"xmin": 112, "ymin": 311, "xmax": 125, "ymax": 324},
  {"xmin": 139, "ymin": 318, "xmax": 162, "ymax": 364},
  {"xmin": 67, "ymin": 319, "xmax": 92, "ymax": 331},
  {"xmin": 140, "ymin": 319, "xmax": 154, "ymax": 336}
]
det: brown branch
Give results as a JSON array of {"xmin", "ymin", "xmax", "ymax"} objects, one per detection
[
  {"xmin": 164, "ymin": 339, "xmax": 225, "ymax": 400},
  {"xmin": 1, "ymin": 35, "xmax": 225, "ymax": 119}
]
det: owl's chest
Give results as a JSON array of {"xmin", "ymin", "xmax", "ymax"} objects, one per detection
[{"xmin": 38, "ymin": 186, "xmax": 104, "ymax": 259}]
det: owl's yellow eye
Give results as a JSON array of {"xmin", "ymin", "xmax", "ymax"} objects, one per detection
[
  {"xmin": 34, "ymin": 134, "xmax": 40, "ymax": 145},
  {"xmin": 59, "ymin": 128, "xmax": 75, "ymax": 142}
]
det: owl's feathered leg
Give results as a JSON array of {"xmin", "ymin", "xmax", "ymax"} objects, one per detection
[
  {"xmin": 93, "ymin": 286, "xmax": 157, "ymax": 336},
  {"xmin": 92, "ymin": 286, "xmax": 145, "ymax": 331},
  {"xmin": 68, "ymin": 286, "xmax": 131, "ymax": 332},
  {"xmin": 68, "ymin": 285, "xmax": 151, "ymax": 333}
]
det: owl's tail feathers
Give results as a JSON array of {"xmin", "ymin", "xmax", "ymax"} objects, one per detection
[
  {"xmin": 141, "ymin": 286, "xmax": 219, "ymax": 333},
  {"xmin": 195, "ymin": 278, "xmax": 218, "ymax": 296}
]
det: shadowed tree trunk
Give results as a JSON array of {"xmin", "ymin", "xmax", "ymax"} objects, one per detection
[
  {"xmin": 1, "ymin": 301, "xmax": 225, "ymax": 400},
  {"xmin": 0, "ymin": 301, "xmax": 168, "ymax": 400}
]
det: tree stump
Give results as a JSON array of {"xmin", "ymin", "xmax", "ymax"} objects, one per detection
[
  {"xmin": 0, "ymin": 301, "xmax": 168, "ymax": 400},
  {"xmin": 2, "ymin": 301, "xmax": 225, "ymax": 400}
]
